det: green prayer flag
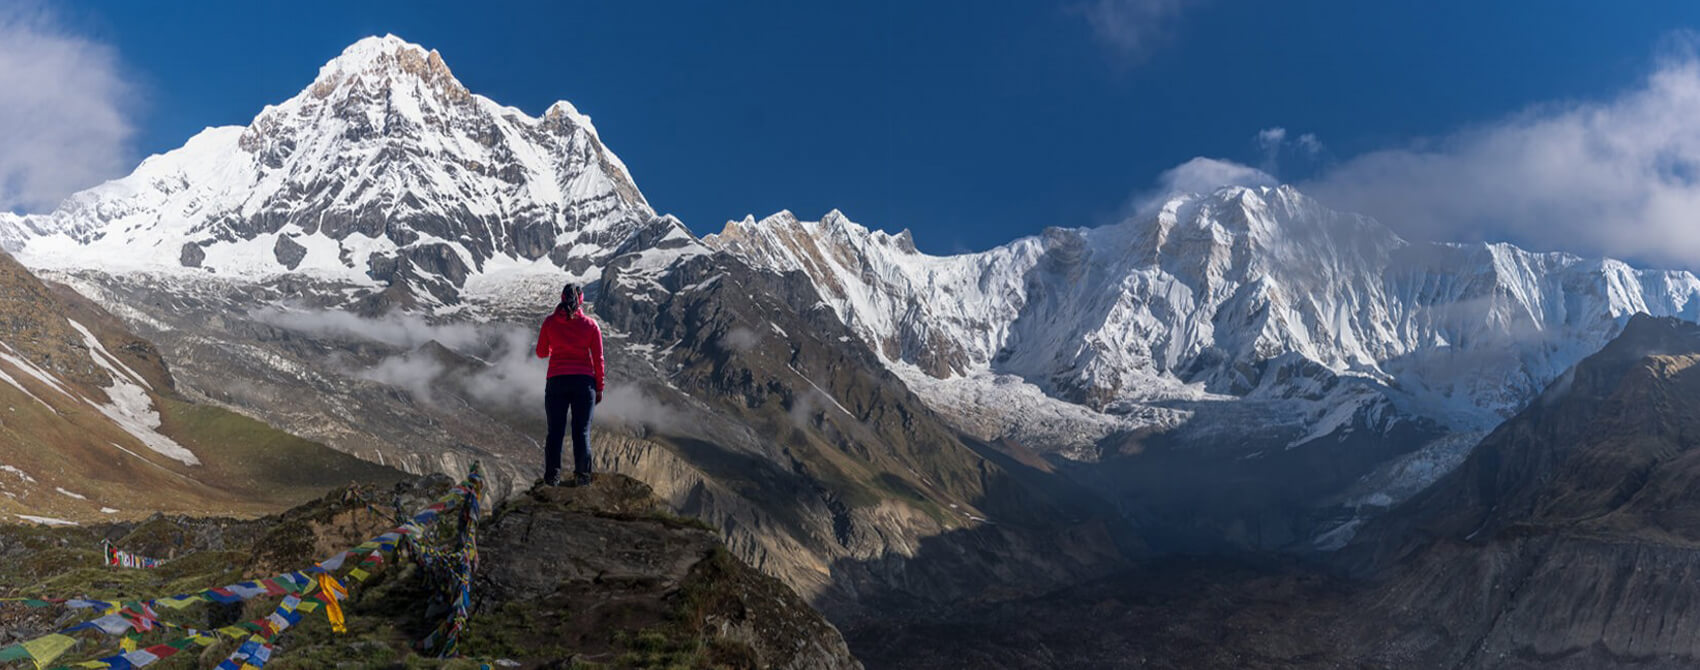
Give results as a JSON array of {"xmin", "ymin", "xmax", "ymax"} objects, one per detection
[{"xmin": 0, "ymin": 644, "xmax": 31, "ymax": 662}]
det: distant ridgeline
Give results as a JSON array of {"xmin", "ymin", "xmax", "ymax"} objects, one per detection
[{"xmin": 0, "ymin": 464, "xmax": 484, "ymax": 669}]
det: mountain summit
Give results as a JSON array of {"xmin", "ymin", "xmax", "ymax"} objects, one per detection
[
  {"xmin": 709, "ymin": 186, "xmax": 1700, "ymax": 551},
  {"xmin": 0, "ymin": 35, "xmax": 653, "ymax": 305}
]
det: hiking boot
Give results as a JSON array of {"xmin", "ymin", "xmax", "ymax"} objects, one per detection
[
  {"xmin": 574, "ymin": 473, "xmax": 593, "ymax": 487},
  {"xmin": 542, "ymin": 476, "xmax": 562, "ymax": 487}
]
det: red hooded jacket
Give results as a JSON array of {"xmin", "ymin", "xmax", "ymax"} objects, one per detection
[{"xmin": 535, "ymin": 308, "xmax": 605, "ymax": 391}]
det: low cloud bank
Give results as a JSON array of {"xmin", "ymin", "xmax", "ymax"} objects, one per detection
[{"xmin": 257, "ymin": 308, "xmax": 687, "ymax": 433}]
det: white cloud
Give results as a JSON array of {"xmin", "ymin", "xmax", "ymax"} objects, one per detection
[
  {"xmin": 1296, "ymin": 133, "xmax": 1323, "ymax": 156},
  {"xmin": 1303, "ymin": 45, "xmax": 1700, "ymax": 266},
  {"xmin": 254, "ymin": 307, "xmax": 546, "ymax": 409},
  {"xmin": 1073, "ymin": 0, "xmax": 1198, "ymax": 62},
  {"xmin": 721, "ymin": 327, "xmax": 759, "ymax": 353},
  {"xmin": 1254, "ymin": 126, "xmax": 1324, "ymax": 173},
  {"xmin": 1134, "ymin": 156, "xmax": 1275, "ymax": 213},
  {"xmin": 0, "ymin": 7, "xmax": 135, "ymax": 213},
  {"xmin": 1256, "ymin": 126, "xmax": 1287, "ymax": 171}
]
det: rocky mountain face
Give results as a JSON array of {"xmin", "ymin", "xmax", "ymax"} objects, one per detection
[
  {"xmin": 0, "ymin": 34, "xmax": 1131, "ymax": 626},
  {"xmin": 849, "ymin": 315, "xmax": 1700, "ymax": 669},
  {"xmin": 0, "ymin": 473, "xmax": 864, "ymax": 669},
  {"xmin": 706, "ymin": 190, "xmax": 1700, "ymax": 551},
  {"xmin": 1325, "ymin": 313, "xmax": 1700, "ymax": 668},
  {"xmin": 0, "ymin": 247, "xmax": 405, "ymax": 524}
]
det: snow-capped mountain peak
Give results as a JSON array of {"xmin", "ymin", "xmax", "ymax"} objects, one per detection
[
  {"xmin": 708, "ymin": 184, "xmax": 1700, "ymax": 446},
  {"xmin": 1, "ymin": 34, "xmax": 654, "ymax": 305}
]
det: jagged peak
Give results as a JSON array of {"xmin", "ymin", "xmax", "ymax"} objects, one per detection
[
  {"xmin": 755, "ymin": 210, "xmax": 800, "ymax": 227},
  {"xmin": 296, "ymin": 34, "xmax": 467, "ymax": 108},
  {"xmin": 317, "ymin": 35, "xmax": 437, "ymax": 80}
]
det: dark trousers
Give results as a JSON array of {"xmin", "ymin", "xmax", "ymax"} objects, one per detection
[{"xmin": 544, "ymin": 374, "xmax": 595, "ymax": 482}]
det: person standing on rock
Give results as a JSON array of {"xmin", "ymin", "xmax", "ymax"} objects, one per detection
[{"xmin": 535, "ymin": 283, "xmax": 604, "ymax": 486}]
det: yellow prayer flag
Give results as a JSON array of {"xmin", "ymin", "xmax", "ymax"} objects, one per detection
[
  {"xmin": 120, "ymin": 636, "xmax": 137, "ymax": 652},
  {"xmin": 347, "ymin": 568, "xmax": 370, "ymax": 582},
  {"xmin": 316, "ymin": 573, "xmax": 348, "ymax": 634},
  {"xmin": 158, "ymin": 595, "xmax": 201, "ymax": 609},
  {"xmin": 22, "ymin": 633, "xmax": 76, "ymax": 668}
]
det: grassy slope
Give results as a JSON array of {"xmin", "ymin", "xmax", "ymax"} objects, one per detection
[{"xmin": 0, "ymin": 248, "xmax": 407, "ymax": 524}]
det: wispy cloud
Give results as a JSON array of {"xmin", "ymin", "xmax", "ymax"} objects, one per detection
[
  {"xmin": 253, "ymin": 307, "xmax": 544, "ymax": 408},
  {"xmin": 1255, "ymin": 126, "xmax": 1325, "ymax": 174},
  {"xmin": 1301, "ymin": 37, "xmax": 1700, "ymax": 266},
  {"xmin": 1133, "ymin": 156, "xmax": 1275, "ymax": 214},
  {"xmin": 255, "ymin": 307, "xmax": 695, "ymax": 435},
  {"xmin": 1295, "ymin": 132, "xmax": 1323, "ymax": 156},
  {"xmin": 0, "ymin": 6, "xmax": 136, "ymax": 213},
  {"xmin": 1072, "ymin": 0, "xmax": 1199, "ymax": 63}
]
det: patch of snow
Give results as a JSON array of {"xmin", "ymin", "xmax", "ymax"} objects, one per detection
[
  {"xmin": 69, "ymin": 320, "xmax": 198, "ymax": 465},
  {"xmin": 1341, "ymin": 431, "xmax": 1487, "ymax": 508},
  {"xmin": 1313, "ymin": 518, "xmax": 1364, "ymax": 551},
  {"xmin": 0, "ymin": 464, "xmax": 36, "ymax": 483},
  {"xmin": 15, "ymin": 514, "xmax": 78, "ymax": 526},
  {"xmin": 67, "ymin": 319, "xmax": 152, "ymax": 389},
  {"xmin": 892, "ymin": 365, "xmax": 1189, "ymax": 460},
  {"xmin": 89, "ymin": 380, "xmax": 198, "ymax": 465},
  {"xmin": 55, "ymin": 487, "xmax": 87, "ymax": 500},
  {"xmin": 0, "ymin": 365, "xmax": 54, "ymax": 412},
  {"xmin": 786, "ymin": 364, "xmax": 855, "ymax": 418},
  {"xmin": 0, "ymin": 343, "xmax": 76, "ymax": 400}
]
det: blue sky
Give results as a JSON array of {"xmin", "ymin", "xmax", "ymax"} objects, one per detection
[{"xmin": 11, "ymin": 1, "xmax": 1700, "ymax": 262}]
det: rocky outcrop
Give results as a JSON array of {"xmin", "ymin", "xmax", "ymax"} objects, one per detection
[
  {"xmin": 0, "ymin": 474, "xmax": 863, "ymax": 669},
  {"xmin": 478, "ymin": 475, "xmax": 863, "ymax": 670}
]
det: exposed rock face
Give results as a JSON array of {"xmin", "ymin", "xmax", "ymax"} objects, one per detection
[
  {"xmin": 844, "ymin": 315, "xmax": 1700, "ymax": 669},
  {"xmin": 479, "ymin": 475, "xmax": 863, "ymax": 670},
  {"xmin": 594, "ymin": 244, "xmax": 1135, "ymax": 615},
  {"xmin": 272, "ymin": 234, "xmax": 307, "ymax": 270},
  {"xmin": 1323, "ymin": 314, "xmax": 1700, "ymax": 668}
]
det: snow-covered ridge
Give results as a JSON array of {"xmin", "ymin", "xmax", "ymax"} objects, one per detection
[
  {"xmin": 707, "ymin": 185, "xmax": 1700, "ymax": 437},
  {"xmin": 0, "ymin": 34, "xmax": 655, "ymax": 305}
]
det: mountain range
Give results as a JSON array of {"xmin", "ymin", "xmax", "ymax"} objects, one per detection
[
  {"xmin": 0, "ymin": 36, "xmax": 1125, "ymax": 622},
  {"xmin": 3, "ymin": 33, "xmax": 1700, "ymax": 668}
]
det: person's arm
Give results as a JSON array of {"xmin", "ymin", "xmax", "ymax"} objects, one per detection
[
  {"xmin": 535, "ymin": 319, "xmax": 551, "ymax": 359},
  {"xmin": 591, "ymin": 321, "xmax": 605, "ymax": 401}
]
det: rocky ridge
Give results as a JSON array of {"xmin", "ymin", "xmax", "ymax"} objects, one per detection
[{"xmin": 0, "ymin": 473, "xmax": 863, "ymax": 669}]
